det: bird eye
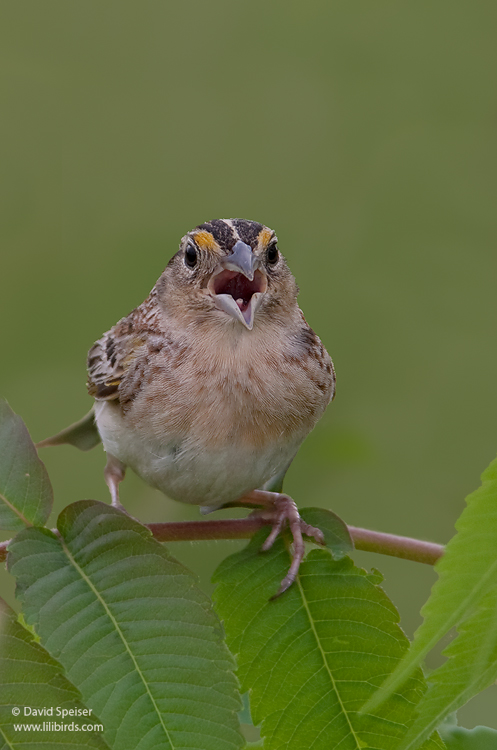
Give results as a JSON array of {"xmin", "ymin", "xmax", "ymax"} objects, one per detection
[
  {"xmin": 267, "ymin": 244, "xmax": 279, "ymax": 265},
  {"xmin": 185, "ymin": 244, "xmax": 198, "ymax": 268}
]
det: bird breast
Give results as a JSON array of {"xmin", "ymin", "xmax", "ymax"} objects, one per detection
[
  {"xmin": 95, "ymin": 317, "xmax": 333, "ymax": 506},
  {"xmin": 125, "ymin": 318, "xmax": 333, "ymax": 451}
]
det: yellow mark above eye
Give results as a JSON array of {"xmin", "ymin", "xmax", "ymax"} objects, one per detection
[
  {"xmin": 258, "ymin": 228, "xmax": 274, "ymax": 248},
  {"xmin": 193, "ymin": 231, "xmax": 218, "ymax": 251}
]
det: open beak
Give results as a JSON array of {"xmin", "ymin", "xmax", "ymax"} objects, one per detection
[{"xmin": 207, "ymin": 241, "xmax": 267, "ymax": 330}]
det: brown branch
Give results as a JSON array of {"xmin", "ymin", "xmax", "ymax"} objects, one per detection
[
  {"xmin": 0, "ymin": 539, "xmax": 11, "ymax": 563},
  {"xmin": 347, "ymin": 525, "xmax": 444, "ymax": 565},
  {"xmin": 0, "ymin": 519, "xmax": 444, "ymax": 566},
  {"xmin": 147, "ymin": 517, "xmax": 266, "ymax": 542},
  {"xmin": 149, "ymin": 518, "xmax": 445, "ymax": 565}
]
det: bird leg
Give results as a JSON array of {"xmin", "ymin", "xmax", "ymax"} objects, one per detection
[
  {"xmin": 103, "ymin": 454, "xmax": 127, "ymax": 511},
  {"xmin": 229, "ymin": 489, "xmax": 326, "ymax": 597}
]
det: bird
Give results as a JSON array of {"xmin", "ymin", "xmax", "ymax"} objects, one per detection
[{"xmin": 38, "ymin": 219, "xmax": 336, "ymax": 594}]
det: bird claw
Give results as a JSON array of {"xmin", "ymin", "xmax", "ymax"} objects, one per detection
[{"xmin": 257, "ymin": 493, "xmax": 325, "ymax": 597}]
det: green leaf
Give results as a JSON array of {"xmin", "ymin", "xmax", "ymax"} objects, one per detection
[
  {"xmin": 399, "ymin": 585, "xmax": 497, "ymax": 750},
  {"xmin": 439, "ymin": 723, "xmax": 497, "ymax": 750},
  {"xmin": 0, "ymin": 597, "xmax": 109, "ymax": 750},
  {"xmin": 213, "ymin": 530, "xmax": 443, "ymax": 750},
  {"xmin": 363, "ymin": 456, "xmax": 497, "ymax": 714},
  {"xmin": 238, "ymin": 693, "xmax": 253, "ymax": 725},
  {"xmin": 8, "ymin": 500, "xmax": 244, "ymax": 750},
  {"xmin": 0, "ymin": 399, "xmax": 53, "ymax": 531},
  {"xmin": 300, "ymin": 506, "xmax": 354, "ymax": 559}
]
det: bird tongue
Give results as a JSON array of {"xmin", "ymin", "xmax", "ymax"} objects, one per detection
[
  {"xmin": 212, "ymin": 269, "xmax": 264, "ymax": 304},
  {"xmin": 209, "ymin": 268, "xmax": 267, "ymax": 330}
]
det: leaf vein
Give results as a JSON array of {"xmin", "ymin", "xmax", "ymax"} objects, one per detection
[{"xmin": 59, "ymin": 535, "xmax": 176, "ymax": 749}]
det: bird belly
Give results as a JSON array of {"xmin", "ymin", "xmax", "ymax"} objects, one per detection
[
  {"xmin": 148, "ymin": 439, "xmax": 297, "ymax": 507},
  {"xmin": 94, "ymin": 400, "xmax": 301, "ymax": 507}
]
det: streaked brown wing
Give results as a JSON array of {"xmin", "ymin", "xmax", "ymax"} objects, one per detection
[{"xmin": 87, "ymin": 290, "xmax": 159, "ymax": 401}]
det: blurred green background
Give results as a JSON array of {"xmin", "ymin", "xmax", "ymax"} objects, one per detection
[{"xmin": 1, "ymin": 0, "xmax": 496, "ymax": 728}]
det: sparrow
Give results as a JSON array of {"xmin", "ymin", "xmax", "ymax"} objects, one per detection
[{"xmin": 39, "ymin": 219, "xmax": 336, "ymax": 594}]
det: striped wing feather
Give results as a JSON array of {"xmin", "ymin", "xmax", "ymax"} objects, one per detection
[{"xmin": 87, "ymin": 291, "xmax": 159, "ymax": 401}]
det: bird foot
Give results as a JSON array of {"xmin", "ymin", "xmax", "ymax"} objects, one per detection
[{"xmin": 243, "ymin": 491, "xmax": 325, "ymax": 597}]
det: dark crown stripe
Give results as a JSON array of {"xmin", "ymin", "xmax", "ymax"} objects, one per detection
[
  {"xmin": 196, "ymin": 219, "xmax": 237, "ymax": 250},
  {"xmin": 231, "ymin": 219, "xmax": 264, "ymax": 247}
]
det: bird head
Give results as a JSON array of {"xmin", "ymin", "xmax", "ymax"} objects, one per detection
[{"xmin": 159, "ymin": 219, "xmax": 299, "ymax": 331}]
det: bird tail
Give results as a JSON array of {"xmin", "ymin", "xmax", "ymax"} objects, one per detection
[{"xmin": 36, "ymin": 408, "xmax": 101, "ymax": 452}]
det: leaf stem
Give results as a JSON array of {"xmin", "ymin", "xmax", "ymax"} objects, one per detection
[{"xmin": 0, "ymin": 520, "xmax": 444, "ymax": 565}]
